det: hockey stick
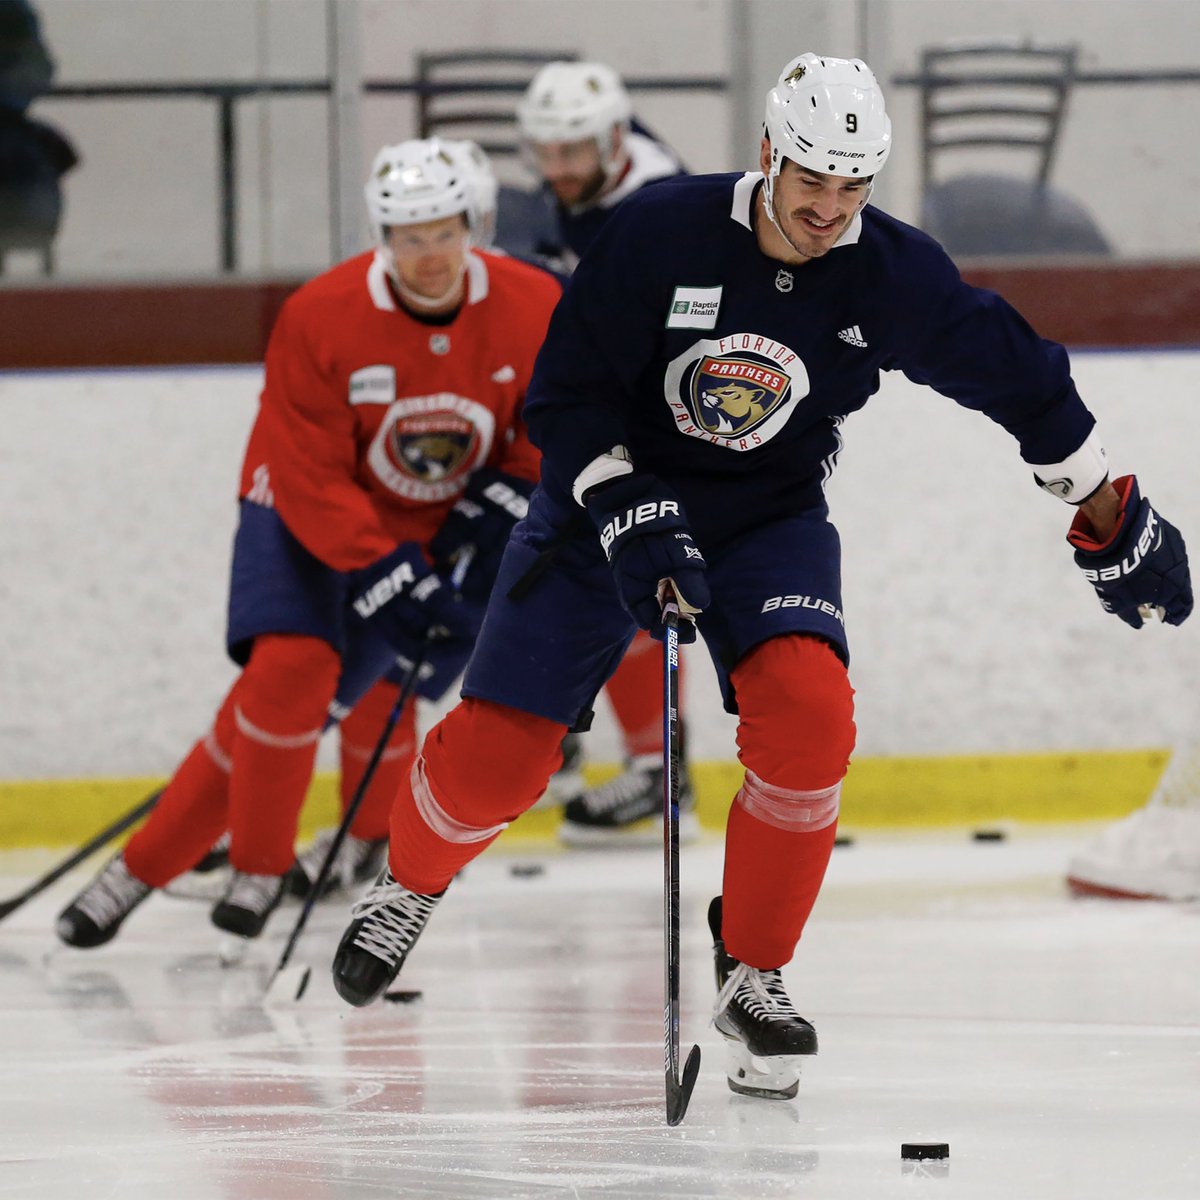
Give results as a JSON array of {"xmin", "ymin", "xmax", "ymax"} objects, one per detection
[
  {"xmin": 661, "ymin": 601, "xmax": 701, "ymax": 1125},
  {"xmin": 0, "ymin": 788, "xmax": 161, "ymax": 922},
  {"xmin": 265, "ymin": 548, "xmax": 474, "ymax": 1003}
]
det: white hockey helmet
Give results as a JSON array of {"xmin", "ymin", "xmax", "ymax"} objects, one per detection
[
  {"xmin": 441, "ymin": 138, "xmax": 498, "ymax": 249},
  {"xmin": 763, "ymin": 53, "xmax": 892, "ymax": 185},
  {"xmin": 516, "ymin": 61, "xmax": 632, "ymax": 145},
  {"xmin": 364, "ymin": 137, "xmax": 483, "ymax": 251}
]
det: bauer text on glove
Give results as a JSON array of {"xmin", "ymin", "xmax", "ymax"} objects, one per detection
[
  {"xmin": 584, "ymin": 472, "xmax": 710, "ymax": 643},
  {"xmin": 1067, "ymin": 474, "xmax": 1192, "ymax": 629},
  {"xmin": 429, "ymin": 467, "xmax": 534, "ymax": 599},
  {"xmin": 350, "ymin": 542, "xmax": 475, "ymax": 647}
]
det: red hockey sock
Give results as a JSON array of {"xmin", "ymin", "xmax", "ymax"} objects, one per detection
[
  {"xmin": 389, "ymin": 698, "xmax": 567, "ymax": 894},
  {"xmin": 226, "ymin": 634, "xmax": 340, "ymax": 876},
  {"xmin": 605, "ymin": 630, "xmax": 677, "ymax": 757},
  {"xmin": 720, "ymin": 635, "xmax": 856, "ymax": 968},
  {"xmin": 124, "ymin": 683, "xmax": 240, "ymax": 887},
  {"xmin": 339, "ymin": 679, "xmax": 418, "ymax": 841}
]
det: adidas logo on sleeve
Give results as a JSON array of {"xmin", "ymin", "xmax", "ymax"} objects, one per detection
[{"xmin": 837, "ymin": 325, "xmax": 867, "ymax": 348}]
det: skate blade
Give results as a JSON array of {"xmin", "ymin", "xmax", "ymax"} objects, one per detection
[
  {"xmin": 217, "ymin": 934, "xmax": 249, "ymax": 968},
  {"xmin": 723, "ymin": 1041, "xmax": 801, "ymax": 1100}
]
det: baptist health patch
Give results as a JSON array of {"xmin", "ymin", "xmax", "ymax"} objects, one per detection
[
  {"xmin": 666, "ymin": 285, "xmax": 723, "ymax": 330},
  {"xmin": 348, "ymin": 364, "xmax": 397, "ymax": 405}
]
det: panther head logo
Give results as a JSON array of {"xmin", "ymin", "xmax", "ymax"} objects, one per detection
[{"xmin": 699, "ymin": 381, "xmax": 770, "ymax": 432}]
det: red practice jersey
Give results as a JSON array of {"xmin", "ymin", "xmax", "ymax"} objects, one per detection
[{"xmin": 239, "ymin": 249, "xmax": 561, "ymax": 572}]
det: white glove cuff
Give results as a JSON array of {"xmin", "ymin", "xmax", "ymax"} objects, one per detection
[
  {"xmin": 1032, "ymin": 429, "xmax": 1108, "ymax": 504},
  {"xmin": 572, "ymin": 445, "xmax": 634, "ymax": 506}
]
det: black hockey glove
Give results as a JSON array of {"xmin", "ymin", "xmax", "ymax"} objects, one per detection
[
  {"xmin": 350, "ymin": 542, "xmax": 475, "ymax": 650},
  {"xmin": 429, "ymin": 467, "xmax": 534, "ymax": 600},
  {"xmin": 1067, "ymin": 474, "xmax": 1192, "ymax": 629},
  {"xmin": 584, "ymin": 472, "xmax": 710, "ymax": 643}
]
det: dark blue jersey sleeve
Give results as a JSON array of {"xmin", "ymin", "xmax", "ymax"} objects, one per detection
[
  {"xmin": 884, "ymin": 236, "xmax": 1095, "ymax": 467},
  {"xmin": 523, "ymin": 200, "xmax": 671, "ymax": 499}
]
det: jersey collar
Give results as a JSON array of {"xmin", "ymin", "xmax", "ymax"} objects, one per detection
[
  {"xmin": 731, "ymin": 171, "xmax": 863, "ymax": 249},
  {"xmin": 366, "ymin": 249, "xmax": 490, "ymax": 312}
]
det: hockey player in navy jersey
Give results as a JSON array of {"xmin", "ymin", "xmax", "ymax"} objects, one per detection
[
  {"xmin": 515, "ymin": 59, "xmax": 697, "ymax": 846},
  {"xmin": 515, "ymin": 60, "xmax": 685, "ymax": 272},
  {"xmin": 331, "ymin": 54, "xmax": 1192, "ymax": 1102}
]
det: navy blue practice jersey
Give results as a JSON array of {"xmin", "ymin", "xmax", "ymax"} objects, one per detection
[
  {"xmin": 524, "ymin": 171, "xmax": 1096, "ymax": 551},
  {"xmin": 549, "ymin": 126, "xmax": 685, "ymax": 266}
]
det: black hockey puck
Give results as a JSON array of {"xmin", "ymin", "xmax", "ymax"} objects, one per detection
[
  {"xmin": 972, "ymin": 829, "xmax": 1006, "ymax": 842},
  {"xmin": 901, "ymin": 1142, "xmax": 949, "ymax": 1161},
  {"xmin": 383, "ymin": 989, "xmax": 423, "ymax": 1004},
  {"xmin": 509, "ymin": 863, "xmax": 545, "ymax": 878}
]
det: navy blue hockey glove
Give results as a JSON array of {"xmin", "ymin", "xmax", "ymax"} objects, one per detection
[
  {"xmin": 429, "ymin": 468, "xmax": 535, "ymax": 600},
  {"xmin": 584, "ymin": 472, "xmax": 710, "ymax": 643},
  {"xmin": 1067, "ymin": 475, "xmax": 1192, "ymax": 629},
  {"xmin": 350, "ymin": 542, "xmax": 475, "ymax": 650}
]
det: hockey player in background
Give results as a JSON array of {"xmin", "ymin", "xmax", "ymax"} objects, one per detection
[
  {"xmin": 329, "ymin": 53, "xmax": 1192, "ymax": 1103},
  {"xmin": 513, "ymin": 59, "xmax": 697, "ymax": 847},
  {"xmin": 55, "ymin": 137, "xmax": 561, "ymax": 950}
]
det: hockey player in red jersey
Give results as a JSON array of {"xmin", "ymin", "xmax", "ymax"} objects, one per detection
[
  {"xmin": 514, "ymin": 60, "xmax": 697, "ymax": 847},
  {"xmin": 56, "ymin": 137, "xmax": 561, "ymax": 950}
]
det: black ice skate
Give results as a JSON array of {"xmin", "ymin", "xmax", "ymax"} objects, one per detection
[
  {"xmin": 56, "ymin": 853, "xmax": 152, "ymax": 948},
  {"xmin": 211, "ymin": 870, "xmax": 288, "ymax": 939},
  {"xmin": 559, "ymin": 752, "xmax": 700, "ymax": 847},
  {"xmin": 533, "ymin": 731, "xmax": 585, "ymax": 811},
  {"xmin": 331, "ymin": 868, "xmax": 444, "ymax": 1007},
  {"xmin": 708, "ymin": 895, "xmax": 817, "ymax": 1100},
  {"xmin": 289, "ymin": 828, "xmax": 387, "ymax": 900}
]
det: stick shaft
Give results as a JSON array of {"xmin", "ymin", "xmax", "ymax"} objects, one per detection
[
  {"xmin": 661, "ymin": 605, "xmax": 700, "ymax": 1125},
  {"xmin": 270, "ymin": 636, "xmax": 431, "ymax": 977}
]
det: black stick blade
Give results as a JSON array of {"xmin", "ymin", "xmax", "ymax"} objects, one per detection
[{"xmin": 666, "ymin": 1043, "xmax": 702, "ymax": 1126}]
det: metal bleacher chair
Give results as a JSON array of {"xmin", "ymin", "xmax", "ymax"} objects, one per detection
[
  {"xmin": 415, "ymin": 49, "xmax": 577, "ymax": 258},
  {"xmin": 917, "ymin": 38, "xmax": 1111, "ymax": 258}
]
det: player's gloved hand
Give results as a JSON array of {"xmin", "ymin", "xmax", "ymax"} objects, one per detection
[
  {"xmin": 584, "ymin": 472, "xmax": 709, "ymax": 643},
  {"xmin": 1067, "ymin": 474, "xmax": 1192, "ymax": 629},
  {"xmin": 429, "ymin": 467, "xmax": 535, "ymax": 600},
  {"xmin": 350, "ymin": 542, "xmax": 474, "ymax": 649}
]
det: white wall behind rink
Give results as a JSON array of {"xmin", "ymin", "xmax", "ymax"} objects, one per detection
[{"xmin": 1, "ymin": 350, "xmax": 1197, "ymax": 782}]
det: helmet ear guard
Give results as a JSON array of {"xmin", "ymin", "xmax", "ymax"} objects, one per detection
[
  {"xmin": 762, "ymin": 52, "xmax": 891, "ymax": 206},
  {"xmin": 440, "ymin": 138, "xmax": 498, "ymax": 250}
]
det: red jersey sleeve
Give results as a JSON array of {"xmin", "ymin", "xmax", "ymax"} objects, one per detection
[{"xmin": 249, "ymin": 297, "xmax": 396, "ymax": 572}]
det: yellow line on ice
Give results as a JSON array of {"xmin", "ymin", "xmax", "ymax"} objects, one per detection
[{"xmin": 0, "ymin": 749, "xmax": 1171, "ymax": 849}]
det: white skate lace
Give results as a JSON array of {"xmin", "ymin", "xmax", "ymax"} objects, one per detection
[
  {"xmin": 74, "ymin": 858, "xmax": 149, "ymax": 927},
  {"xmin": 579, "ymin": 763, "xmax": 660, "ymax": 816},
  {"xmin": 349, "ymin": 877, "xmax": 440, "ymax": 966},
  {"xmin": 223, "ymin": 871, "xmax": 282, "ymax": 917},
  {"xmin": 299, "ymin": 829, "xmax": 369, "ymax": 886},
  {"xmin": 713, "ymin": 961, "xmax": 801, "ymax": 1025}
]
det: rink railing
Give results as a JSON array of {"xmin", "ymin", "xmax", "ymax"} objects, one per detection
[{"xmin": 41, "ymin": 74, "xmax": 726, "ymax": 274}]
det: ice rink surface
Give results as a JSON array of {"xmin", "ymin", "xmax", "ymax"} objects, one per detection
[{"xmin": 2, "ymin": 829, "xmax": 1197, "ymax": 1199}]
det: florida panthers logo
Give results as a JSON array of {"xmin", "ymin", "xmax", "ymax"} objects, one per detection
[
  {"xmin": 664, "ymin": 335, "xmax": 810, "ymax": 451},
  {"xmin": 368, "ymin": 395, "xmax": 496, "ymax": 501},
  {"xmin": 391, "ymin": 421, "xmax": 474, "ymax": 482}
]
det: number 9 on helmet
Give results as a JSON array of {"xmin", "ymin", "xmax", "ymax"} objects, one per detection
[{"xmin": 763, "ymin": 53, "xmax": 891, "ymax": 195}]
